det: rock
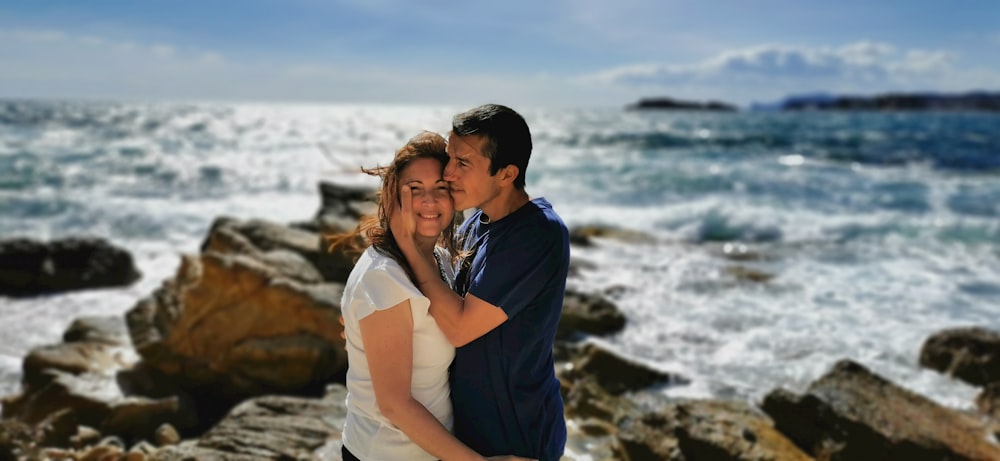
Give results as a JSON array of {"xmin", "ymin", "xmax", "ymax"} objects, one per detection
[
  {"xmin": 977, "ymin": 382, "xmax": 1000, "ymax": 421},
  {"xmin": 311, "ymin": 181, "xmax": 377, "ymax": 234},
  {"xmin": 3, "ymin": 369, "xmax": 197, "ymax": 445},
  {"xmin": 0, "ymin": 419, "xmax": 37, "ymax": 460},
  {"xmin": 0, "ymin": 237, "xmax": 141, "ymax": 297},
  {"xmin": 762, "ymin": 359, "xmax": 1000, "ymax": 460},
  {"xmin": 919, "ymin": 327, "xmax": 1000, "ymax": 387},
  {"xmin": 204, "ymin": 216, "xmax": 358, "ymax": 283},
  {"xmin": 151, "ymin": 384, "xmax": 348, "ymax": 461},
  {"xmin": 71, "ymin": 425, "xmax": 102, "ymax": 449},
  {"xmin": 569, "ymin": 225, "xmax": 656, "ymax": 247},
  {"xmin": 125, "ymin": 250, "xmax": 347, "ymax": 406},
  {"xmin": 153, "ymin": 424, "xmax": 180, "ymax": 447},
  {"xmin": 201, "ymin": 221, "xmax": 323, "ymax": 284},
  {"xmin": 3, "ymin": 316, "xmax": 199, "ymax": 446},
  {"xmin": 63, "ymin": 316, "xmax": 131, "ymax": 345},
  {"xmin": 564, "ymin": 343, "xmax": 685, "ymax": 396},
  {"xmin": 20, "ymin": 341, "xmax": 136, "ymax": 390},
  {"xmin": 617, "ymin": 400, "xmax": 813, "ymax": 461},
  {"xmin": 558, "ymin": 290, "xmax": 626, "ymax": 340}
]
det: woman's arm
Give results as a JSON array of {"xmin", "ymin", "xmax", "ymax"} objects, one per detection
[{"xmin": 360, "ymin": 298, "xmax": 485, "ymax": 461}]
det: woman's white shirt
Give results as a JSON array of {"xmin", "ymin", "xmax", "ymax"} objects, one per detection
[{"xmin": 341, "ymin": 246, "xmax": 456, "ymax": 460}]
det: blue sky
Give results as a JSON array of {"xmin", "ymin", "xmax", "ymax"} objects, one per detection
[{"xmin": 2, "ymin": 0, "xmax": 998, "ymax": 107}]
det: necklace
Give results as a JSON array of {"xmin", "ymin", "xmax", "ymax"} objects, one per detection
[{"xmin": 431, "ymin": 250, "xmax": 449, "ymax": 284}]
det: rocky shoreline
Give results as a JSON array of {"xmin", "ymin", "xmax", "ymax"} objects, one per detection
[{"xmin": 2, "ymin": 181, "xmax": 1000, "ymax": 460}]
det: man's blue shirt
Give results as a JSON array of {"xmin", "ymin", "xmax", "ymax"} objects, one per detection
[{"xmin": 450, "ymin": 198, "xmax": 568, "ymax": 461}]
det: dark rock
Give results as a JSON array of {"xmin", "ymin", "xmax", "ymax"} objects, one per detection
[
  {"xmin": 569, "ymin": 225, "xmax": 656, "ymax": 247},
  {"xmin": 0, "ymin": 237, "xmax": 141, "ymax": 297},
  {"xmin": 919, "ymin": 327, "xmax": 1000, "ymax": 387},
  {"xmin": 762, "ymin": 359, "xmax": 1000, "ymax": 460},
  {"xmin": 558, "ymin": 290, "xmax": 626, "ymax": 340},
  {"xmin": 977, "ymin": 382, "xmax": 1000, "ymax": 421},
  {"xmin": 564, "ymin": 343, "xmax": 685, "ymax": 396},
  {"xmin": 295, "ymin": 181, "xmax": 376, "ymax": 235}
]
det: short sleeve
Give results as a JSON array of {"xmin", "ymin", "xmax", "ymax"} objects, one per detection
[
  {"xmin": 468, "ymin": 218, "xmax": 566, "ymax": 320},
  {"xmin": 355, "ymin": 263, "xmax": 431, "ymax": 320}
]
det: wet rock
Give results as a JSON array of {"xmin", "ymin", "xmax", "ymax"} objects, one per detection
[
  {"xmin": 0, "ymin": 237, "xmax": 141, "ymax": 297},
  {"xmin": 919, "ymin": 327, "xmax": 1000, "ymax": 387}
]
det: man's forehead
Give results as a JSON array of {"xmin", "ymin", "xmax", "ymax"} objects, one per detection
[{"xmin": 447, "ymin": 133, "xmax": 487, "ymax": 156}]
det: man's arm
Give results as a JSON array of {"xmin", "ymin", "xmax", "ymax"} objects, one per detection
[{"xmin": 392, "ymin": 188, "xmax": 507, "ymax": 347}]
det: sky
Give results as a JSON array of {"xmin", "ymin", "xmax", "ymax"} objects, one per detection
[{"xmin": 2, "ymin": 0, "xmax": 999, "ymax": 108}]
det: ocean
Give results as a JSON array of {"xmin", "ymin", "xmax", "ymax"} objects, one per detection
[{"xmin": 1, "ymin": 100, "xmax": 998, "ymax": 411}]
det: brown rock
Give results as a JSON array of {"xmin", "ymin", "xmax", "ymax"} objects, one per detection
[
  {"xmin": 762, "ymin": 359, "xmax": 1000, "ymax": 461},
  {"xmin": 126, "ymin": 250, "xmax": 347, "ymax": 404}
]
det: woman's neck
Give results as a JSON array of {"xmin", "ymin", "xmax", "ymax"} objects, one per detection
[{"xmin": 414, "ymin": 237, "xmax": 437, "ymax": 256}]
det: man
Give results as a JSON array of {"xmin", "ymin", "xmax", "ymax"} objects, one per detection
[{"xmin": 392, "ymin": 104, "xmax": 569, "ymax": 460}]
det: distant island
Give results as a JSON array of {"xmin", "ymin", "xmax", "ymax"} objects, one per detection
[
  {"xmin": 631, "ymin": 91, "xmax": 1000, "ymax": 113},
  {"xmin": 779, "ymin": 91, "xmax": 1000, "ymax": 111},
  {"xmin": 627, "ymin": 97, "xmax": 738, "ymax": 112}
]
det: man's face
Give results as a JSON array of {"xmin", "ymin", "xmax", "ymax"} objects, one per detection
[{"xmin": 444, "ymin": 133, "xmax": 500, "ymax": 212}]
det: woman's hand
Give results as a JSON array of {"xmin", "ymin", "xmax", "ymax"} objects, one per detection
[{"xmin": 389, "ymin": 186, "xmax": 417, "ymax": 246}]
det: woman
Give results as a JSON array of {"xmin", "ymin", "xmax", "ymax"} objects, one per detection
[{"xmin": 331, "ymin": 132, "xmax": 528, "ymax": 461}]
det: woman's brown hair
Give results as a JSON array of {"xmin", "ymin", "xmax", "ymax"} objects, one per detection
[{"xmin": 327, "ymin": 131, "xmax": 455, "ymax": 283}]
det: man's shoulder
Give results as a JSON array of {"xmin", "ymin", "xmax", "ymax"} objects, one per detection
[{"xmin": 520, "ymin": 198, "xmax": 568, "ymax": 234}]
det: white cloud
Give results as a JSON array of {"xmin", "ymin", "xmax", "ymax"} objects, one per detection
[{"xmin": 578, "ymin": 41, "xmax": 996, "ymax": 104}]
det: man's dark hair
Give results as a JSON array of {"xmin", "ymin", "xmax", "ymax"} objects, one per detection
[{"xmin": 451, "ymin": 104, "xmax": 532, "ymax": 190}]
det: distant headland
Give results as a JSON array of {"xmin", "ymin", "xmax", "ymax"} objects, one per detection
[{"xmin": 630, "ymin": 91, "xmax": 1000, "ymax": 112}]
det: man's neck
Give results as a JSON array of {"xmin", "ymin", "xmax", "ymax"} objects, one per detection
[{"xmin": 479, "ymin": 189, "xmax": 530, "ymax": 224}]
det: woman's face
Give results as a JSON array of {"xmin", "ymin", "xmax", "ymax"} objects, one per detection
[{"xmin": 399, "ymin": 157, "xmax": 454, "ymax": 241}]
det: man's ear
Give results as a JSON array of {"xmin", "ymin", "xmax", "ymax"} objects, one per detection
[{"xmin": 498, "ymin": 164, "xmax": 519, "ymax": 185}]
